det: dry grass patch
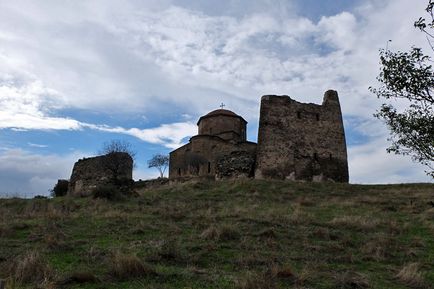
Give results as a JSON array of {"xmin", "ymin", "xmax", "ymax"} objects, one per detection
[
  {"xmin": 395, "ymin": 263, "xmax": 426, "ymax": 288},
  {"xmin": 361, "ymin": 234, "xmax": 396, "ymax": 261},
  {"xmin": 289, "ymin": 204, "xmax": 312, "ymax": 225},
  {"xmin": 11, "ymin": 251, "xmax": 54, "ymax": 284},
  {"xmin": 311, "ymin": 227, "xmax": 331, "ymax": 240},
  {"xmin": 236, "ymin": 264, "xmax": 300, "ymax": 289},
  {"xmin": 146, "ymin": 239, "xmax": 188, "ymax": 263},
  {"xmin": 421, "ymin": 207, "xmax": 434, "ymax": 222},
  {"xmin": 200, "ymin": 224, "xmax": 240, "ymax": 241},
  {"xmin": 334, "ymin": 271, "xmax": 369, "ymax": 288},
  {"xmin": 200, "ymin": 225, "xmax": 220, "ymax": 240},
  {"xmin": 329, "ymin": 215, "xmax": 379, "ymax": 231},
  {"xmin": 236, "ymin": 271, "xmax": 277, "ymax": 289},
  {"xmin": 109, "ymin": 252, "xmax": 155, "ymax": 280},
  {"xmin": 235, "ymin": 253, "xmax": 272, "ymax": 268}
]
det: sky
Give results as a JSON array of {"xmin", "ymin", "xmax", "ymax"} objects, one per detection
[{"xmin": 0, "ymin": 0, "xmax": 433, "ymax": 197}]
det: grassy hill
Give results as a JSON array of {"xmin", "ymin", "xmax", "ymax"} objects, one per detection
[{"xmin": 0, "ymin": 180, "xmax": 433, "ymax": 289}]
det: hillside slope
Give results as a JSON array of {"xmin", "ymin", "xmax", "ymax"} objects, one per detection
[{"xmin": 0, "ymin": 180, "xmax": 433, "ymax": 289}]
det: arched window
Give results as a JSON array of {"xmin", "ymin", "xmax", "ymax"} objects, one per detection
[
  {"xmin": 316, "ymin": 113, "xmax": 320, "ymax": 121},
  {"xmin": 178, "ymin": 168, "xmax": 181, "ymax": 176},
  {"xmin": 313, "ymin": 153, "xmax": 318, "ymax": 161},
  {"xmin": 297, "ymin": 111, "xmax": 301, "ymax": 119},
  {"xmin": 208, "ymin": 162, "xmax": 211, "ymax": 173}
]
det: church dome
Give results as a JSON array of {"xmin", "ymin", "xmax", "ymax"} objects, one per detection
[
  {"xmin": 205, "ymin": 109, "xmax": 239, "ymax": 117},
  {"xmin": 197, "ymin": 109, "xmax": 246, "ymax": 125},
  {"xmin": 197, "ymin": 108, "xmax": 247, "ymax": 142}
]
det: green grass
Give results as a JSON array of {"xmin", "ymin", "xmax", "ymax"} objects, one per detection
[{"xmin": 1, "ymin": 180, "xmax": 433, "ymax": 288}]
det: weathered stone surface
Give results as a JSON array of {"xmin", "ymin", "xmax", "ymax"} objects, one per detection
[
  {"xmin": 216, "ymin": 151, "xmax": 255, "ymax": 179},
  {"xmin": 255, "ymin": 90, "xmax": 349, "ymax": 182},
  {"xmin": 68, "ymin": 152, "xmax": 133, "ymax": 196}
]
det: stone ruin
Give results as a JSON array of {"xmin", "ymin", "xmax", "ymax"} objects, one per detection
[
  {"xmin": 255, "ymin": 90, "xmax": 348, "ymax": 182},
  {"xmin": 169, "ymin": 90, "xmax": 349, "ymax": 182},
  {"xmin": 67, "ymin": 152, "xmax": 133, "ymax": 196},
  {"xmin": 60, "ymin": 90, "xmax": 348, "ymax": 198}
]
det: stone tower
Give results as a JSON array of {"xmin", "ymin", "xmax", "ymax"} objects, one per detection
[{"xmin": 255, "ymin": 90, "xmax": 349, "ymax": 182}]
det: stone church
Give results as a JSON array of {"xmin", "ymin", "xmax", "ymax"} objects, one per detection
[
  {"xmin": 169, "ymin": 90, "xmax": 349, "ymax": 182},
  {"xmin": 169, "ymin": 108, "xmax": 257, "ymax": 179}
]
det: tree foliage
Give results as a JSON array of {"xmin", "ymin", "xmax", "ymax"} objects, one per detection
[
  {"xmin": 99, "ymin": 140, "xmax": 136, "ymax": 184},
  {"xmin": 148, "ymin": 154, "xmax": 169, "ymax": 178},
  {"xmin": 50, "ymin": 179, "xmax": 69, "ymax": 197},
  {"xmin": 100, "ymin": 139, "xmax": 136, "ymax": 160},
  {"xmin": 370, "ymin": 1, "xmax": 434, "ymax": 177}
]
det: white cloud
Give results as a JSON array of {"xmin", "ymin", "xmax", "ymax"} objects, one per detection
[
  {"xmin": 0, "ymin": 149, "xmax": 79, "ymax": 197},
  {"xmin": 28, "ymin": 143, "xmax": 48, "ymax": 148},
  {"xmin": 348, "ymin": 138, "xmax": 431, "ymax": 184},
  {"xmin": 1, "ymin": 0, "xmax": 429, "ymax": 118},
  {"xmin": 86, "ymin": 121, "xmax": 197, "ymax": 149}
]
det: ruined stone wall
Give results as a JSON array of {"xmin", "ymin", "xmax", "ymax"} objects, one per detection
[
  {"xmin": 68, "ymin": 152, "xmax": 133, "ymax": 196},
  {"xmin": 255, "ymin": 90, "xmax": 349, "ymax": 182},
  {"xmin": 198, "ymin": 116, "xmax": 246, "ymax": 142},
  {"xmin": 169, "ymin": 135, "xmax": 256, "ymax": 179}
]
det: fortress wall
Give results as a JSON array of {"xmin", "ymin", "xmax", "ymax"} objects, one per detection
[
  {"xmin": 255, "ymin": 90, "xmax": 349, "ymax": 182},
  {"xmin": 68, "ymin": 152, "xmax": 133, "ymax": 196}
]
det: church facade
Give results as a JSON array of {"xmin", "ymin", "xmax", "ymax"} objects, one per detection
[{"xmin": 169, "ymin": 109, "xmax": 257, "ymax": 179}]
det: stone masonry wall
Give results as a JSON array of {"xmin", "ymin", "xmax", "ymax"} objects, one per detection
[
  {"xmin": 169, "ymin": 135, "xmax": 256, "ymax": 179},
  {"xmin": 68, "ymin": 152, "xmax": 133, "ymax": 196},
  {"xmin": 255, "ymin": 90, "xmax": 349, "ymax": 182}
]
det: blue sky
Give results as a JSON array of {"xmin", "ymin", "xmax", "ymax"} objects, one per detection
[{"xmin": 0, "ymin": 0, "xmax": 432, "ymax": 197}]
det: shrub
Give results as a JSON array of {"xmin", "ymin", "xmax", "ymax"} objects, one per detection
[
  {"xmin": 109, "ymin": 252, "xmax": 155, "ymax": 280},
  {"xmin": 51, "ymin": 179, "xmax": 69, "ymax": 197},
  {"xmin": 396, "ymin": 263, "xmax": 426, "ymax": 288},
  {"xmin": 92, "ymin": 184, "xmax": 123, "ymax": 201},
  {"xmin": 11, "ymin": 251, "xmax": 54, "ymax": 283}
]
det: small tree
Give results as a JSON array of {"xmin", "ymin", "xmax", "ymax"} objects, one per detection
[
  {"xmin": 148, "ymin": 154, "xmax": 169, "ymax": 178},
  {"xmin": 370, "ymin": 0, "xmax": 434, "ymax": 177},
  {"xmin": 99, "ymin": 140, "xmax": 136, "ymax": 185},
  {"xmin": 100, "ymin": 139, "xmax": 136, "ymax": 160}
]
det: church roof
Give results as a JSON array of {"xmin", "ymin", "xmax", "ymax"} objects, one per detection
[
  {"xmin": 197, "ymin": 109, "xmax": 247, "ymax": 125},
  {"xmin": 206, "ymin": 109, "xmax": 238, "ymax": 117}
]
